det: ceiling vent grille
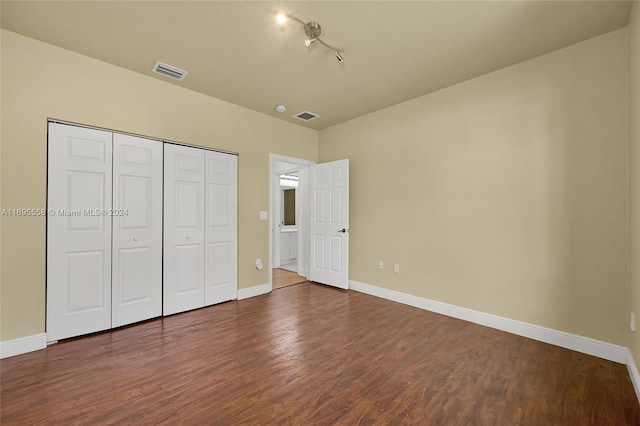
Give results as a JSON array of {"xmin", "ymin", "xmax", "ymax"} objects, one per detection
[
  {"xmin": 294, "ymin": 111, "xmax": 320, "ymax": 121},
  {"xmin": 152, "ymin": 61, "xmax": 188, "ymax": 81}
]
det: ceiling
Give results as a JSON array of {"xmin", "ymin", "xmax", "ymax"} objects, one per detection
[{"xmin": 0, "ymin": 1, "xmax": 633, "ymax": 130}]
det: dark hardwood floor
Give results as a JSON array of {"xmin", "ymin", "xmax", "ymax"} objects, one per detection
[{"xmin": 2, "ymin": 282, "xmax": 639, "ymax": 425}]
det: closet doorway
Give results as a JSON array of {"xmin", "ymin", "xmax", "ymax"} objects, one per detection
[{"xmin": 47, "ymin": 121, "xmax": 238, "ymax": 342}]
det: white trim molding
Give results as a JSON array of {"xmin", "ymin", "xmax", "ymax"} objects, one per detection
[
  {"xmin": 238, "ymin": 283, "xmax": 271, "ymax": 300},
  {"xmin": 0, "ymin": 333, "xmax": 47, "ymax": 359},
  {"xmin": 627, "ymin": 350, "xmax": 640, "ymax": 403},
  {"xmin": 349, "ymin": 280, "xmax": 628, "ymax": 364}
]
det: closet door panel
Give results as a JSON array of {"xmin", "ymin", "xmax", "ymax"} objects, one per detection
[
  {"xmin": 112, "ymin": 134, "xmax": 163, "ymax": 327},
  {"xmin": 164, "ymin": 144, "xmax": 205, "ymax": 315},
  {"xmin": 205, "ymin": 151, "xmax": 238, "ymax": 305},
  {"xmin": 47, "ymin": 123, "xmax": 113, "ymax": 341}
]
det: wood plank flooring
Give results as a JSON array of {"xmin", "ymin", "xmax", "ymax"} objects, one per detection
[
  {"xmin": 272, "ymin": 267, "xmax": 307, "ymax": 289},
  {"xmin": 2, "ymin": 282, "xmax": 639, "ymax": 425}
]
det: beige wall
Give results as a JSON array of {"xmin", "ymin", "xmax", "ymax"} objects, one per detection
[
  {"xmin": 320, "ymin": 29, "xmax": 629, "ymax": 345},
  {"xmin": 629, "ymin": 2, "xmax": 640, "ymax": 362},
  {"xmin": 0, "ymin": 30, "xmax": 318, "ymax": 341}
]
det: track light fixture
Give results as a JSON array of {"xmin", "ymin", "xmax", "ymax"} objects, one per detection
[{"xmin": 276, "ymin": 12, "xmax": 345, "ymax": 63}]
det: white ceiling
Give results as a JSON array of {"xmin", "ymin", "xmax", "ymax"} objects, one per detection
[{"xmin": 0, "ymin": 1, "xmax": 633, "ymax": 130}]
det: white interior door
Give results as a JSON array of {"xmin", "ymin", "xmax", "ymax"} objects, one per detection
[
  {"xmin": 204, "ymin": 151, "xmax": 238, "ymax": 305},
  {"xmin": 112, "ymin": 134, "xmax": 163, "ymax": 327},
  {"xmin": 47, "ymin": 123, "xmax": 113, "ymax": 341},
  {"xmin": 309, "ymin": 159, "xmax": 350, "ymax": 289},
  {"xmin": 164, "ymin": 144, "xmax": 205, "ymax": 315}
]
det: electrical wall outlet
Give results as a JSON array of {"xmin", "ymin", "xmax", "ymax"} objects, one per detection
[
  {"xmin": 378, "ymin": 261, "xmax": 384, "ymax": 270},
  {"xmin": 393, "ymin": 263, "xmax": 400, "ymax": 273},
  {"xmin": 256, "ymin": 258, "xmax": 263, "ymax": 270},
  {"xmin": 632, "ymin": 312, "xmax": 636, "ymax": 332}
]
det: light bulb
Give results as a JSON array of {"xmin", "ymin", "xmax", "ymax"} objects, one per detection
[{"xmin": 276, "ymin": 13, "xmax": 287, "ymax": 24}]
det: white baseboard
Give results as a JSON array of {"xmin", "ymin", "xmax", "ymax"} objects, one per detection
[
  {"xmin": 0, "ymin": 333, "xmax": 47, "ymax": 359},
  {"xmin": 237, "ymin": 282, "xmax": 271, "ymax": 300},
  {"xmin": 349, "ymin": 280, "xmax": 627, "ymax": 364},
  {"xmin": 627, "ymin": 350, "xmax": 640, "ymax": 402}
]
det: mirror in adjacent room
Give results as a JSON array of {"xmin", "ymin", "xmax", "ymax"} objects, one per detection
[
  {"xmin": 283, "ymin": 188, "xmax": 295, "ymax": 226},
  {"xmin": 280, "ymin": 173, "xmax": 298, "ymax": 227}
]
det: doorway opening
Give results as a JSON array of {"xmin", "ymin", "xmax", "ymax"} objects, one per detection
[
  {"xmin": 269, "ymin": 154, "xmax": 350, "ymax": 291},
  {"xmin": 269, "ymin": 154, "xmax": 314, "ymax": 291}
]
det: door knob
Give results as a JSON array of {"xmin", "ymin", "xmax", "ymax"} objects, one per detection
[
  {"xmin": 338, "ymin": 228, "xmax": 348, "ymax": 233},
  {"xmin": 186, "ymin": 235, "xmax": 191, "ymax": 239},
  {"xmin": 133, "ymin": 237, "xmax": 139, "ymax": 241}
]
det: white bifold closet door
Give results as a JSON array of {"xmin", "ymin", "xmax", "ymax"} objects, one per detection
[
  {"xmin": 48, "ymin": 123, "xmax": 237, "ymax": 338},
  {"xmin": 163, "ymin": 144, "xmax": 206, "ymax": 315},
  {"xmin": 204, "ymin": 150, "xmax": 238, "ymax": 305},
  {"xmin": 48, "ymin": 123, "xmax": 164, "ymax": 341},
  {"xmin": 164, "ymin": 144, "xmax": 238, "ymax": 315},
  {"xmin": 111, "ymin": 133, "xmax": 163, "ymax": 327},
  {"xmin": 47, "ymin": 123, "xmax": 114, "ymax": 341}
]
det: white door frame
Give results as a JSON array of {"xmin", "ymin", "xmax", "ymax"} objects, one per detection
[{"xmin": 269, "ymin": 154, "xmax": 315, "ymax": 291}]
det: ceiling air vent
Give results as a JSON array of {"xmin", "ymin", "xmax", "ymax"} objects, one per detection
[
  {"xmin": 152, "ymin": 61, "xmax": 188, "ymax": 81},
  {"xmin": 294, "ymin": 111, "xmax": 320, "ymax": 122}
]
